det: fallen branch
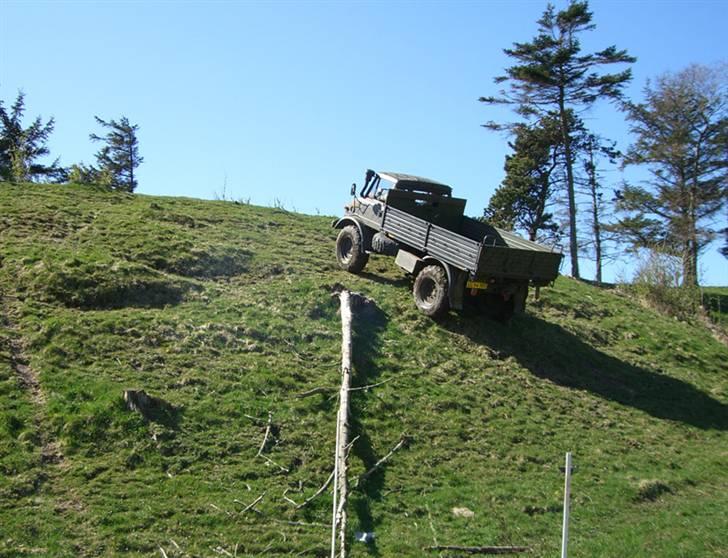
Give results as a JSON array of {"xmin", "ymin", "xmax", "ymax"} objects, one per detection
[
  {"xmin": 240, "ymin": 492, "xmax": 266, "ymax": 514},
  {"xmin": 354, "ymin": 435, "xmax": 408, "ymax": 489},
  {"xmin": 424, "ymin": 545, "xmax": 530, "ymax": 555},
  {"xmin": 291, "ymin": 470, "xmax": 335, "ymax": 509},
  {"xmin": 348, "ymin": 377, "xmax": 394, "ymax": 392},
  {"xmin": 260, "ymin": 454, "xmax": 289, "ymax": 473},
  {"xmin": 295, "ymin": 386, "xmax": 333, "ymax": 398},
  {"xmin": 256, "ymin": 411, "xmax": 273, "ymax": 457},
  {"xmin": 282, "ymin": 488, "xmax": 300, "ymax": 507},
  {"xmin": 243, "ymin": 413, "xmax": 267, "ymax": 425},
  {"xmin": 268, "ymin": 518, "xmax": 331, "ymax": 528},
  {"xmin": 344, "ymin": 435, "xmax": 360, "ymax": 453},
  {"xmin": 287, "ymin": 435, "xmax": 358, "ymax": 511}
]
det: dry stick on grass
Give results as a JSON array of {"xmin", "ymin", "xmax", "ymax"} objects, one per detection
[
  {"xmin": 289, "ymin": 437, "xmax": 359, "ymax": 510},
  {"xmin": 347, "ymin": 377, "xmax": 394, "ymax": 392},
  {"xmin": 424, "ymin": 545, "xmax": 530, "ymax": 555},
  {"xmin": 243, "ymin": 413, "xmax": 267, "ymax": 425},
  {"xmin": 353, "ymin": 435, "xmax": 408, "ymax": 489},
  {"xmin": 294, "ymin": 470, "xmax": 334, "ymax": 508},
  {"xmin": 260, "ymin": 454, "xmax": 289, "ymax": 473},
  {"xmin": 269, "ymin": 518, "xmax": 331, "ymax": 528},
  {"xmin": 343, "ymin": 435, "xmax": 359, "ymax": 454},
  {"xmin": 240, "ymin": 492, "xmax": 266, "ymax": 514},
  {"xmin": 295, "ymin": 386, "xmax": 333, "ymax": 398},
  {"xmin": 248, "ymin": 410, "xmax": 287, "ymax": 471},
  {"xmin": 281, "ymin": 488, "xmax": 300, "ymax": 507},
  {"xmin": 256, "ymin": 411, "xmax": 273, "ymax": 457}
]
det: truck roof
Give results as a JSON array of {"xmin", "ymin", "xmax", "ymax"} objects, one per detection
[{"xmin": 377, "ymin": 171, "xmax": 452, "ymax": 196}]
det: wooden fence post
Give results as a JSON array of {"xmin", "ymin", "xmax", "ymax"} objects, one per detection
[{"xmin": 331, "ymin": 290, "xmax": 353, "ymax": 558}]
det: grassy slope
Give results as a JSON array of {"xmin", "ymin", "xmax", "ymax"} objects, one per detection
[{"xmin": 0, "ymin": 183, "xmax": 726, "ymax": 558}]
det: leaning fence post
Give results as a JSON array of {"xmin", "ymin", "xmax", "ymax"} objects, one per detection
[{"xmin": 331, "ymin": 290, "xmax": 353, "ymax": 558}]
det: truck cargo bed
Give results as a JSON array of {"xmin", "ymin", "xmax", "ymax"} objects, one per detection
[{"xmin": 381, "ymin": 206, "xmax": 561, "ymax": 283}]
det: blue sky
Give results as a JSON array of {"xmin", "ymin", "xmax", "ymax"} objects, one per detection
[{"xmin": 1, "ymin": 0, "xmax": 726, "ymax": 284}]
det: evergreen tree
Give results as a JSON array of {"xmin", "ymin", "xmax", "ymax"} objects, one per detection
[
  {"xmin": 89, "ymin": 116, "xmax": 143, "ymax": 192},
  {"xmin": 611, "ymin": 64, "xmax": 728, "ymax": 286},
  {"xmin": 68, "ymin": 162, "xmax": 114, "ymax": 188},
  {"xmin": 480, "ymin": 0, "xmax": 635, "ymax": 278},
  {"xmin": 484, "ymin": 114, "xmax": 562, "ymax": 243},
  {"xmin": 577, "ymin": 132, "xmax": 620, "ymax": 284},
  {"xmin": 0, "ymin": 91, "xmax": 64, "ymax": 182}
]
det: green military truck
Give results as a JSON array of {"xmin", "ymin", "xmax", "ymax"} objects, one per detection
[{"xmin": 333, "ymin": 170, "xmax": 563, "ymax": 320}]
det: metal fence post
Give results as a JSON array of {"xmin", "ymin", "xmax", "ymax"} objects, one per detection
[{"xmin": 561, "ymin": 452, "xmax": 573, "ymax": 558}]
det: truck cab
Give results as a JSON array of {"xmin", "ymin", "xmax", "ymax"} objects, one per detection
[{"xmin": 334, "ymin": 170, "xmax": 562, "ymax": 320}]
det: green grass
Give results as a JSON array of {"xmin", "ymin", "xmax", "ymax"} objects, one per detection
[{"xmin": 1, "ymin": 182, "xmax": 726, "ymax": 557}]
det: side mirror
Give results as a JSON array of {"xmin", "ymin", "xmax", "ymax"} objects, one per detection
[{"xmin": 350, "ymin": 183, "xmax": 357, "ymax": 196}]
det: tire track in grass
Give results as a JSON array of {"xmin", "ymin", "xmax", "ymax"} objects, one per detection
[{"xmin": 1, "ymin": 294, "xmax": 98, "ymax": 555}]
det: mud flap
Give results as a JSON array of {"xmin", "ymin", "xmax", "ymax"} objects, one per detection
[{"xmin": 449, "ymin": 269, "xmax": 467, "ymax": 310}]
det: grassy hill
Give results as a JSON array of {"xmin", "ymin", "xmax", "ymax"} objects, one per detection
[{"xmin": 1, "ymin": 182, "xmax": 726, "ymax": 558}]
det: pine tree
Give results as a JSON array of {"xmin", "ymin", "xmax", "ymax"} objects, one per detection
[
  {"xmin": 480, "ymin": 0, "xmax": 635, "ymax": 278},
  {"xmin": 577, "ymin": 132, "xmax": 620, "ymax": 285},
  {"xmin": 0, "ymin": 91, "xmax": 64, "ymax": 182},
  {"xmin": 89, "ymin": 116, "xmax": 143, "ymax": 192},
  {"xmin": 484, "ymin": 115, "xmax": 562, "ymax": 243},
  {"xmin": 611, "ymin": 64, "xmax": 728, "ymax": 286}
]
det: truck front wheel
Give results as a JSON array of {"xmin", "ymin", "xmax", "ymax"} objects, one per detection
[
  {"xmin": 413, "ymin": 265, "xmax": 449, "ymax": 318},
  {"xmin": 336, "ymin": 225, "xmax": 369, "ymax": 273}
]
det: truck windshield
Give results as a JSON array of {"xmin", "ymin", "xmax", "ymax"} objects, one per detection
[{"xmin": 371, "ymin": 177, "xmax": 396, "ymax": 200}]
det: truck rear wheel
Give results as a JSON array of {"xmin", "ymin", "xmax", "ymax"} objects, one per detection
[
  {"xmin": 336, "ymin": 225, "xmax": 369, "ymax": 273},
  {"xmin": 414, "ymin": 265, "xmax": 449, "ymax": 318}
]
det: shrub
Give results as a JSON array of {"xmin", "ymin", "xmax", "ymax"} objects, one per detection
[{"xmin": 629, "ymin": 251, "xmax": 700, "ymax": 321}]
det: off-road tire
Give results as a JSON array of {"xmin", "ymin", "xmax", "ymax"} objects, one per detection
[
  {"xmin": 413, "ymin": 264, "xmax": 449, "ymax": 318},
  {"xmin": 336, "ymin": 225, "xmax": 369, "ymax": 273}
]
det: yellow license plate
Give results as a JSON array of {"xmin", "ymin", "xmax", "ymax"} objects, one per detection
[{"xmin": 466, "ymin": 280, "xmax": 488, "ymax": 290}]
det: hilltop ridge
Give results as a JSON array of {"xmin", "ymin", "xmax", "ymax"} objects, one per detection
[{"xmin": 0, "ymin": 183, "xmax": 726, "ymax": 557}]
